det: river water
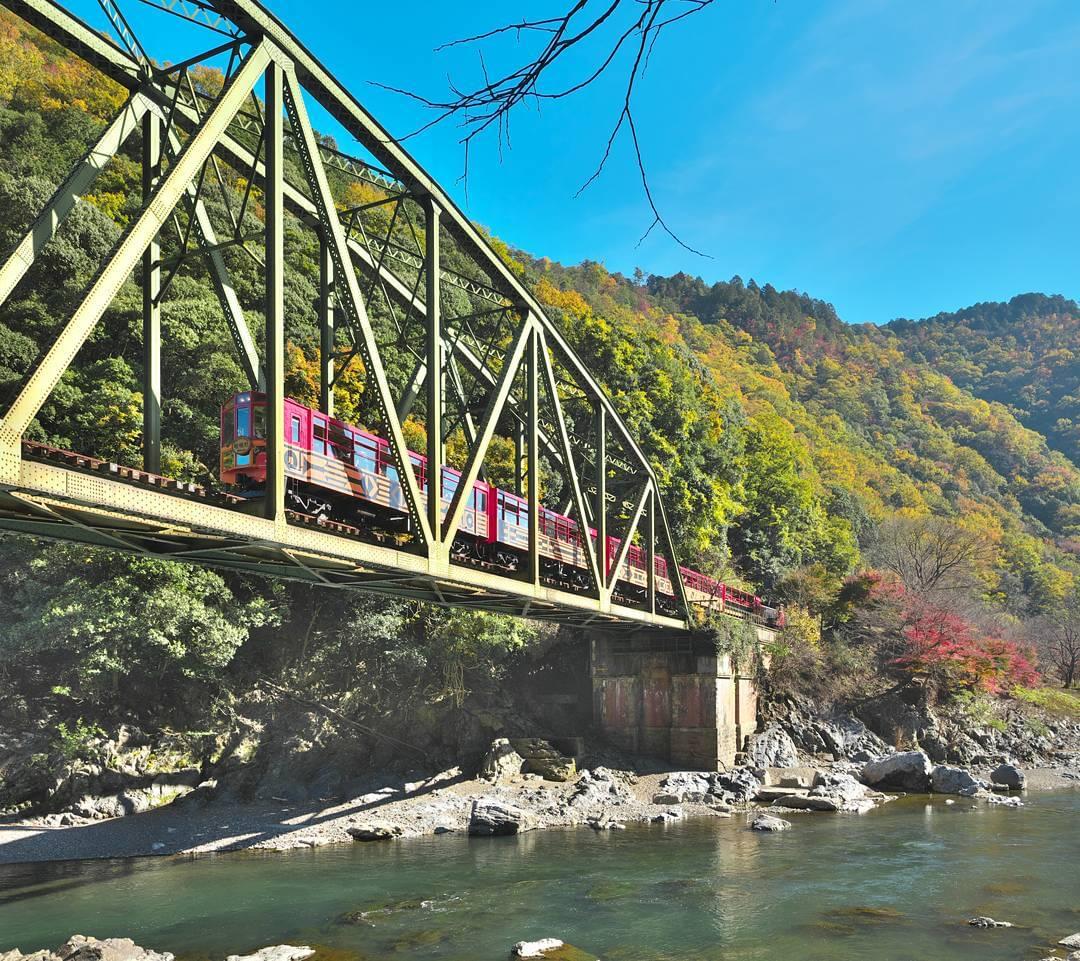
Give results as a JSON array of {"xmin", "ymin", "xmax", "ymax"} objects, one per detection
[{"xmin": 1, "ymin": 791, "xmax": 1078, "ymax": 961}]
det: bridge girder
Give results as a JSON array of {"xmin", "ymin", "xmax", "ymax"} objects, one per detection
[{"xmin": 0, "ymin": 0, "xmax": 696, "ymax": 632}]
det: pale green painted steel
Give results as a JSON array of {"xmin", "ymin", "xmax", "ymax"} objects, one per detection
[
  {"xmin": 263, "ymin": 58, "xmax": 285, "ymax": 524},
  {"xmin": 0, "ymin": 88, "xmax": 151, "ymax": 309},
  {"xmin": 141, "ymin": 108, "xmax": 161, "ymax": 474},
  {"xmin": 0, "ymin": 0, "xmax": 706, "ymax": 632}
]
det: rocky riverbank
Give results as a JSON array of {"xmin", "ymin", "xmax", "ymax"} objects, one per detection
[
  {"xmin": 2, "ymin": 683, "xmax": 1078, "ymax": 863},
  {"xmin": 7, "ymin": 929, "xmax": 1080, "ymax": 961}
]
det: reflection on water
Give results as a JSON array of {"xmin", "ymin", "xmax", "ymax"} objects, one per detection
[{"xmin": 0, "ymin": 792, "xmax": 1078, "ymax": 961}]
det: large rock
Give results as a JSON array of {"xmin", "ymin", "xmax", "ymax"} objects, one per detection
[
  {"xmin": 468, "ymin": 798, "xmax": 536, "ymax": 836},
  {"xmin": 225, "ymin": 948, "xmax": 315, "ymax": 961},
  {"xmin": 1059, "ymin": 934, "xmax": 1080, "ymax": 949},
  {"xmin": 480, "ymin": 739, "xmax": 525, "ymax": 783},
  {"xmin": 991, "ymin": 763, "xmax": 1026, "ymax": 790},
  {"xmin": 861, "ymin": 750, "xmax": 932, "ymax": 792},
  {"xmin": 510, "ymin": 739, "xmax": 577, "ymax": 782},
  {"xmin": 746, "ymin": 725, "xmax": 799, "ymax": 768},
  {"xmin": 568, "ymin": 768, "xmax": 630, "ymax": 807},
  {"xmin": 930, "ymin": 765, "xmax": 980, "ymax": 796},
  {"xmin": 347, "ymin": 821, "xmax": 402, "ymax": 841},
  {"xmin": 709, "ymin": 768, "xmax": 761, "ymax": 803},
  {"xmin": 8, "ymin": 937, "xmax": 179, "ymax": 961},
  {"xmin": 653, "ymin": 771, "xmax": 711, "ymax": 804}
]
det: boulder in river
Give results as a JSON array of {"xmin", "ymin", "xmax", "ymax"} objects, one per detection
[
  {"xmin": 469, "ymin": 798, "xmax": 536, "ymax": 836},
  {"xmin": 861, "ymin": 750, "xmax": 932, "ymax": 792},
  {"xmin": 749, "ymin": 813, "xmax": 791, "ymax": 832},
  {"xmin": 990, "ymin": 763, "xmax": 1026, "ymax": 790},
  {"xmin": 930, "ymin": 765, "xmax": 980, "ymax": 796},
  {"xmin": 511, "ymin": 940, "xmax": 563, "ymax": 958},
  {"xmin": 1059, "ymin": 933, "xmax": 1080, "ymax": 948},
  {"xmin": 967, "ymin": 917, "xmax": 1012, "ymax": 928}
]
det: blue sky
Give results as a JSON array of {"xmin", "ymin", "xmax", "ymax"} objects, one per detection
[{"xmin": 69, "ymin": 0, "xmax": 1080, "ymax": 323}]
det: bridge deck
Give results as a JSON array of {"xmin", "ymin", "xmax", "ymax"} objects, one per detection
[{"xmin": 0, "ymin": 443, "xmax": 691, "ymax": 631}]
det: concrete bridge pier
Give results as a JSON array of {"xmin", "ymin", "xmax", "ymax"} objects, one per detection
[{"xmin": 590, "ymin": 627, "xmax": 778, "ymax": 771}]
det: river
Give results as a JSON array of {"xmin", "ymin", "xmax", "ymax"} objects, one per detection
[{"xmin": 1, "ymin": 791, "xmax": 1077, "ymax": 961}]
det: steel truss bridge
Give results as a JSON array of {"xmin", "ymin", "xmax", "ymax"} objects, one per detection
[{"xmin": 0, "ymin": 0, "xmax": 710, "ymax": 633}]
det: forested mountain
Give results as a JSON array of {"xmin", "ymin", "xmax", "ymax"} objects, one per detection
[
  {"xmin": 887, "ymin": 294, "xmax": 1080, "ymax": 471},
  {"xmin": 0, "ymin": 8, "xmax": 1076, "ymax": 749}
]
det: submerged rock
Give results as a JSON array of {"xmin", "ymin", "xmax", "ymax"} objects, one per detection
[
  {"xmin": 749, "ymin": 813, "xmax": 791, "ymax": 832},
  {"xmin": 469, "ymin": 798, "xmax": 536, "ymax": 836},
  {"xmin": 967, "ymin": 917, "xmax": 1013, "ymax": 928},
  {"xmin": 861, "ymin": 751, "xmax": 932, "ymax": 792},
  {"xmin": 511, "ymin": 940, "xmax": 564, "ymax": 958}
]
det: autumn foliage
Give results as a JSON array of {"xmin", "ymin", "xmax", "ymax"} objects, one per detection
[{"xmin": 857, "ymin": 573, "xmax": 1040, "ymax": 694}]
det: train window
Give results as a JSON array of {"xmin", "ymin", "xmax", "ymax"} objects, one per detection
[
  {"xmin": 290, "ymin": 416, "xmax": 301, "ymax": 444},
  {"xmin": 313, "ymin": 419, "xmax": 327, "ymax": 455},
  {"xmin": 222, "ymin": 408, "xmax": 234, "ymax": 445},
  {"xmin": 253, "ymin": 406, "xmax": 265, "ymax": 439},
  {"xmin": 236, "ymin": 405, "xmax": 251, "ymax": 438},
  {"xmin": 328, "ymin": 425, "xmax": 352, "ymax": 463},
  {"xmin": 442, "ymin": 472, "xmax": 458, "ymax": 500},
  {"xmin": 355, "ymin": 437, "xmax": 378, "ymax": 474},
  {"xmin": 475, "ymin": 489, "xmax": 487, "ymax": 512}
]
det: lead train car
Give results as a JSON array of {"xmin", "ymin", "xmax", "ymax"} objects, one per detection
[{"xmin": 220, "ymin": 391, "xmax": 771, "ymax": 619}]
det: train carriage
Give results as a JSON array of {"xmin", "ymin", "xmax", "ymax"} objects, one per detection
[{"xmin": 220, "ymin": 391, "xmax": 782, "ymax": 625}]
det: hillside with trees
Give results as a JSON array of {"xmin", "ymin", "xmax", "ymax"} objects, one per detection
[{"xmin": 0, "ymin": 9, "xmax": 1077, "ymax": 809}]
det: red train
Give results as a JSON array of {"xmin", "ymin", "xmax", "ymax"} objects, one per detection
[{"xmin": 219, "ymin": 391, "xmax": 781, "ymax": 623}]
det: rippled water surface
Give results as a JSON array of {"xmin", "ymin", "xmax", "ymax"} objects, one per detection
[{"xmin": 1, "ymin": 791, "xmax": 1078, "ymax": 961}]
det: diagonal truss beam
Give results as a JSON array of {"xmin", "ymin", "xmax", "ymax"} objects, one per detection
[
  {"xmin": 441, "ymin": 314, "xmax": 534, "ymax": 547},
  {"xmin": 538, "ymin": 327, "xmax": 602, "ymax": 595},
  {"xmin": 0, "ymin": 87, "xmax": 153, "ymax": 308},
  {"xmin": 281, "ymin": 64, "xmax": 432, "ymax": 549},
  {"xmin": 605, "ymin": 478, "xmax": 652, "ymax": 597}
]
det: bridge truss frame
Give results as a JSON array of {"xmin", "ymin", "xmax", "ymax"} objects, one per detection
[{"xmin": 0, "ymin": 0, "xmax": 694, "ymax": 632}]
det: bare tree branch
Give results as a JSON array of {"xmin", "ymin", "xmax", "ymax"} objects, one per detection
[{"xmin": 373, "ymin": 0, "xmax": 715, "ymax": 255}]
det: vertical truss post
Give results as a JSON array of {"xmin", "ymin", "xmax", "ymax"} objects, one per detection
[
  {"xmin": 263, "ymin": 58, "xmax": 285, "ymax": 524},
  {"xmin": 318, "ymin": 232, "xmax": 335, "ymax": 416},
  {"xmin": 646, "ymin": 488, "xmax": 656, "ymax": 614},
  {"xmin": 526, "ymin": 327, "xmax": 540, "ymax": 586},
  {"xmin": 514, "ymin": 421, "xmax": 525, "ymax": 497},
  {"xmin": 594, "ymin": 404, "xmax": 606, "ymax": 584},
  {"xmin": 425, "ymin": 196, "xmax": 443, "ymax": 558},
  {"xmin": 141, "ymin": 109, "xmax": 161, "ymax": 474}
]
